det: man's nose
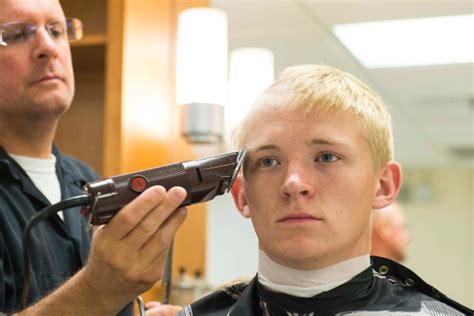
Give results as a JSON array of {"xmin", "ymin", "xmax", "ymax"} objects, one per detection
[
  {"xmin": 280, "ymin": 162, "xmax": 314, "ymax": 199},
  {"xmin": 31, "ymin": 28, "xmax": 59, "ymax": 62}
]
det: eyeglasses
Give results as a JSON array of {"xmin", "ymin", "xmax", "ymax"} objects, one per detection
[{"xmin": 0, "ymin": 18, "xmax": 83, "ymax": 47}]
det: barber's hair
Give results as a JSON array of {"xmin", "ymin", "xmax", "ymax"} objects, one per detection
[{"xmin": 232, "ymin": 64, "xmax": 393, "ymax": 169}]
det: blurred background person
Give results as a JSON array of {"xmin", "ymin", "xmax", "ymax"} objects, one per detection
[{"xmin": 371, "ymin": 202, "xmax": 411, "ymax": 262}]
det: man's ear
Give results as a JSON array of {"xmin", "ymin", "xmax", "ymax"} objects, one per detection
[
  {"xmin": 230, "ymin": 175, "xmax": 251, "ymax": 218},
  {"xmin": 373, "ymin": 161, "xmax": 402, "ymax": 209}
]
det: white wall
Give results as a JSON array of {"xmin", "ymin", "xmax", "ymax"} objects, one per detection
[
  {"xmin": 206, "ymin": 194, "xmax": 258, "ymax": 287},
  {"xmin": 402, "ymin": 168, "xmax": 473, "ymax": 308},
  {"xmin": 206, "ymin": 168, "xmax": 473, "ymax": 308}
]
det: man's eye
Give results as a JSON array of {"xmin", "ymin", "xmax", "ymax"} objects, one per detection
[
  {"xmin": 3, "ymin": 28, "xmax": 28, "ymax": 43},
  {"xmin": 258, "ymin": 157, "xmax": 279, "ymax": 168},
  {"xmin": 48, "ymin": 23, "xmax": 66, "ymax": 38},
  {"xmin": 317, "ymin": 153, "xmax": 339, "ymax": 163}
]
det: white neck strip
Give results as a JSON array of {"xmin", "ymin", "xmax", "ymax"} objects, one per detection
[{"xmin": 257, "ymin": 250, "xmax": 370, "ymax": 298}]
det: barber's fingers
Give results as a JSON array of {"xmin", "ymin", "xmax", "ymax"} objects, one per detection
[
  {"xmin": 100, "ymin": 186, "xmax": 167, "ymax": 241},
  {"xmin": 110, "ymin": 208, "xmax": 187, "ymax": 286},
  {"xmin": 122, "ymin": 187, "xmax": 187, "ymax": 249},
  {"xmin": 138, "ymin": 207, "xmax": 187, "ymax": 269},
  {"xmin": 145, "ymin": 301, "xmax": 163, "ymax": 309},
  {"xmin": 145, "ymin": 303, "xmax": 183, "ymax": 316}
]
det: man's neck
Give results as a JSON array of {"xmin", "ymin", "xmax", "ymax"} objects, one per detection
[
  {"xmin": 257, "ymin": 250, "xmax": 371, "ymax": 297},
  {"xmin": 0, "ymin": 117, "xmax": 57, "ymax": 158}
]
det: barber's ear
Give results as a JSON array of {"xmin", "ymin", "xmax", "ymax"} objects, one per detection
[
  {"xmin": 230, "ymin": 175, "xmax": 251, "ymax": 218},
  {"xmin": 373, "ymin": 161, "xmax": 402, "ymax": 209}
]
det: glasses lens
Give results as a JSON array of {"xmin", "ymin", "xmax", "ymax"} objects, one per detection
[
  {"xmin": 46, "ymin": 20, "xmax": 67, "ymax": 40},
  {"xmin": 66, "ymin": 18, "xmax": 83, "ymax": 41},
  {"xmin": 0, "ymin": 22, "xmax": 32, "ymax": 46}
]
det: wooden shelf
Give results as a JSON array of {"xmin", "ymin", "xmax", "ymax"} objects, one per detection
[{"xmin": 71, "ymin": 34, "xmax": 107, "ymax": 47}]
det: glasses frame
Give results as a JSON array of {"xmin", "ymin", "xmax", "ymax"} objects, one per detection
[{"xmin": 0, "ymin": 18, "xmax": 83, "ymax": 47}]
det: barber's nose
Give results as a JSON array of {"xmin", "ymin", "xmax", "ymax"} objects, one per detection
[
  {"xmin": 280, "ymin": 162, "xmax": 314, "ymax": 199},
  {"xmin": 31, "ymin": 29, "xmax": 58, "ymax": 62}
]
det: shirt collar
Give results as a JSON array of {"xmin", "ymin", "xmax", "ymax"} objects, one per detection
[{"xmin": 0, "ymin": 145, "xmax": 89, "ymax": 201}]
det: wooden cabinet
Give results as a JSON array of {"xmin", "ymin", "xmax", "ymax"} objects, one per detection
[
  {"xmin": 56, "ymin": 0, "xmax": 210, "ymax": 306},
  {"xmin": 56, "ymin": 0, "xmax": 107, "ymax": 174}
]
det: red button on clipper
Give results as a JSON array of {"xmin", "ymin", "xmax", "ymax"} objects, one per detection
[{"xmin": 129, "ymin": 175, "xmax": 148, "ymax": 193}]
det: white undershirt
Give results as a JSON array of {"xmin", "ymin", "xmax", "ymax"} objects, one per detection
[
  {"xmin": 258, "ymin": 250, "xmax": 370, "ymax": 297},
  {"xmin": 9, "ymin": 153, "xmax": 63, "ymax": 220}
]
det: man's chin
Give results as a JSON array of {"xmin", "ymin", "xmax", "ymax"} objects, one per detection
[
  {"xmin": 30, "ymin": 93, "xmax": 73, "ymax": 114},
  {"xmin": 23, "ymin": 106, "xmax": 70, "ymax": 126}
]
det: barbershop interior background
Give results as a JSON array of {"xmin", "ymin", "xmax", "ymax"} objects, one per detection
[{"xmin": 57, "ymin": 0, "xmax": 472, "ymax": 307}]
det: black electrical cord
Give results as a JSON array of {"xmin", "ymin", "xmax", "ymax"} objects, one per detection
[
  {"xmin": 21, "ymin": 194, "xmax": 91, "ymax": 309},
  {"xmin": 162, "ymin": 239, "xmax": 174, "ymax": 304},
  {"xmin": 21, "ymin": 193, "xmax": 177, "ymax": 310}
]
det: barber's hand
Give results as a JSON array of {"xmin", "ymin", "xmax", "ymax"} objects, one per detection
[
  {"xmin": 145, "ymin": 301, "xmax": 183, "ymax": 316},
  {"xmin": 81, "ymin": 186, "xmax": 188, "ymax": 313}
]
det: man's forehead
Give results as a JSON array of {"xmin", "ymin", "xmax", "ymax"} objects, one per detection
[
  {"xmin": 240, "ymin": 107, "xmax": 364, "ymax": 153},
  {"xmin": 0, "ymin": 0, "xmax": 63, "ymax": 23},
  {"xmin": 254, "ymin": 82, "xmax": 293, "ymax": 111}
]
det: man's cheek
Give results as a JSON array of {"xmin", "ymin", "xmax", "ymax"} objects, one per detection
[
  {"xmin": 0, "ymin": 79, "xmax": 20, "ymax": 104},
  {"xmin": 0, "ymin": 58, "xmax": 23, "ymax": 86}
]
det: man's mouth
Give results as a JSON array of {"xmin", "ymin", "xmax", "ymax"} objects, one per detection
[
  {"xmin": 277, "ymin": 212, "xmax": 323, "ymax": 224},
  {"xmin": 32, "ymin": 74, "xmax": 63, "ymax": 84}
]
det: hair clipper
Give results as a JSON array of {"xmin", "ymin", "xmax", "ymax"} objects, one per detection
[{"xmin": 81, "ymin": 150, "xmax": 246, "ymax": 225}]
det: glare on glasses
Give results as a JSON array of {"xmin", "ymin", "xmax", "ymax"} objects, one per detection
[{"xmin": 0, "ymin": 18, "xmax": 83, "ymax": 47}]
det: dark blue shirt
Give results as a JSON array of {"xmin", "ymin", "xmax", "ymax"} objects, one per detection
[{"xmin": 0, "ymin": 146, "xmax": 131, "ymax": 315}]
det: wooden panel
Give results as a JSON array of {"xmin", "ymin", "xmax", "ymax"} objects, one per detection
[
  {"xmin": 111, "ymin": 0, "xmax": 210, "ymax": 307},
  {"xmin": 55, "ymin": 65, "xmax": 104, "ymax": 172},
  {"xmin": 56, "ymin": 0, "xmax": 107, "ymax": 175},
  {"xmin": 61, "ymin": 0, "xmax": 211, "ymax": 309},
  {"xmin": 120, "ymin": 0, "xmax": 173, "ymax": 171},
  {"xmin": 55, "ymin": 45, "xmax": 105, "ymax": 174},
  {"xmin": 103, "ymin": 0, "xmax": 125, "ymax": 176},
  {"xmin": 60, "ymin": 0, "xmax": 107, "ymax": 36}
]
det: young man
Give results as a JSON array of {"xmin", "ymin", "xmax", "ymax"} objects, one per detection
[
  {"xmin": 371, "ymin": 202, "xmax": 411, "ymax": 262},
  {"xmin": 0, "ymin": 0, "xmax": 187, "ymax": 315},
  {"xmin": 178, "ymin": 65, "xmax": 472, "ymax": 315}
]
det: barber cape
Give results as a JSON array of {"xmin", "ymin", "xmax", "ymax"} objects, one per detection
[{"xmin": 177, "ymin": 257, "xmax": 472, "ymax": 316}]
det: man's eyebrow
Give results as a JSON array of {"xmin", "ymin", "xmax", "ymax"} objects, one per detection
[
  {"xmin": 307, "ymin": 138, "xmax": 350, "ymax": 147},
  {"xmin": 249, "ymin": 144, "xmax": 280, "ymax": 154},
  {"xmin": 248, "ymin": 139, "xmax": 350, "ymax": 153}
]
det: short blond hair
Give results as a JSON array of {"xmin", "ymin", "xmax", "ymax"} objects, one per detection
[{"xmin": 233, "ymin": 64, "xmax": 393, "ymax": 169}]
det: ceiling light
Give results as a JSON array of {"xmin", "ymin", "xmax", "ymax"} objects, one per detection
[{"xmin": 333, "ymin": 14, "xmax": 474, "ymax": 68}]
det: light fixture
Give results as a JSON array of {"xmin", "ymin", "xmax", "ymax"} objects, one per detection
[
  {"xmin": 333, "ymin": 14, "xmax": 474, "ymax": 68},
  {"xmin": 176, "ymin": 8, "xmax": 228, "ymax": 143},
  {"xmin": 227, "ymin": 47, "xmax": 274, "ymax": 143}
]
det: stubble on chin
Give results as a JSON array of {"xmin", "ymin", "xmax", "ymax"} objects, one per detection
[
  {"xmin": 4, "ymin": 89, "xmax": 73, "ymax": 128},
  {"xmin": 31, "ymin": 94, "xmax": 72, "ymax": 121}
]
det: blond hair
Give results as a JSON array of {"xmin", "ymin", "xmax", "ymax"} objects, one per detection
[{"xmin": 233, "ymin": 64, "xmax": 393, "ymax": 169}]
